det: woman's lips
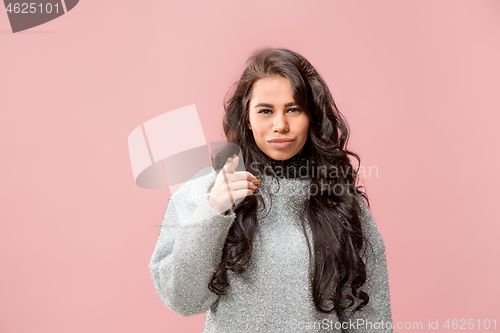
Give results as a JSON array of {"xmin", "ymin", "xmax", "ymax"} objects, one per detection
[{"xmin": 267, "ymin": 140, "xmax": 294, "ymax": 148}]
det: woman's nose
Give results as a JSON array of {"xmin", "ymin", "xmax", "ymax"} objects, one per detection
[{"xmin": 272, "ymin": 112, "xmax": 289, "ymax": 132}]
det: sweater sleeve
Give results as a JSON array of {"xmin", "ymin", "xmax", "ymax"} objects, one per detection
[
  {"xmin": 339, "ymin": 197, "xmax": 393, "ymax": 332},
  {"xmin": 148, "ymin": 176, "xmax": 237, "ymax": 317}
]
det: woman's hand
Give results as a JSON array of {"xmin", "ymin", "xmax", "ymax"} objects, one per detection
[{"xmin": 208, "ymin": 155, "xmax": 260, "ymax": 214}]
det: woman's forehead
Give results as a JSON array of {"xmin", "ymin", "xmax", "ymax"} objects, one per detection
[{"xmin": 250, "ymin": 77, "xmax": 294, "ymax": 103}]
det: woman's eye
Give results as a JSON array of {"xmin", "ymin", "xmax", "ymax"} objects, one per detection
[
  {"xmin": 258, "ymin": 109, "xmax": 272, "ymax": 114},
  {"xmin": 288, "ymin": 108, "xmax": 300, "ymax": 113}
]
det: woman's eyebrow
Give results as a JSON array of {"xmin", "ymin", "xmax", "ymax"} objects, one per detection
[{"xmin": 254, "ymin": 102, "xmax": 297, "ymax": 108}]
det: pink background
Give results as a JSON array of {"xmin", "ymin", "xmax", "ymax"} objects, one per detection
[{"xmin": 1, "ymin": 0, "xmax": 499, "ymax": 332}]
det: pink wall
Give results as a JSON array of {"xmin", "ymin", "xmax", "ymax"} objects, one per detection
[{"xmin": 1, "ymin": 0, "xmax": 499, "ymax": 332}]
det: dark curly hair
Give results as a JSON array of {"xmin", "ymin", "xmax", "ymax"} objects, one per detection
[{"xmin": 208, "ymin": 47, "xmax": 371, "ymax": 317}]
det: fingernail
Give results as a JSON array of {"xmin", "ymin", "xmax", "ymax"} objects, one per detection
[
  {"xmin": 232, "ymin": 154, "xmax": 237, "ymax": 158},
  {"xmin": 227, "ymin": 157, "xmax": 233, "ymax": 163},
  {"xmin": 256, "ymin": 179, "xmax": 260, "ymax": 184}
]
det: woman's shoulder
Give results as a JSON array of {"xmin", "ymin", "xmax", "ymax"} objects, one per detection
[
  {"xmin": 354, "ymin": 195, "xmax": 369, "ymax": 217},
  {"xmin": 353, "ymin": 195, "xmax": 387, "ymax": 250}
]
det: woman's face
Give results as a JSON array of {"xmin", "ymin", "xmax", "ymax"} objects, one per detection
[{"xmin": 248, "ymin": 76, "xmax": 310, "ymax": 160}]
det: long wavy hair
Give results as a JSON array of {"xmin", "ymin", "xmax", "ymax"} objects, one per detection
[{"xmin": 208, "ymin": 47, "xmax": 371, "ymax": 317}]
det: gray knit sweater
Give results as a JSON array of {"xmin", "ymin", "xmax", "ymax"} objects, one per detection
[{"xmin": 149, "ymin": 166, "xmax": 393, "ymax": 332}]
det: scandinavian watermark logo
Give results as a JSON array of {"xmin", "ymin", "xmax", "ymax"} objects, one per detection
[{"xmin": 3, "ymin": 0, "xmax": 79, "ymax": 33}]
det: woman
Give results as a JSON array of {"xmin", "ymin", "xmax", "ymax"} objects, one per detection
[{"xmin": 149, "ymin": 47, "xmax": 393, "ymax": 332}]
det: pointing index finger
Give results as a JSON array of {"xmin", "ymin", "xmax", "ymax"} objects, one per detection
[{"xmin": 225, "ymin": 154, "xmax": 238, "ymax": 173}]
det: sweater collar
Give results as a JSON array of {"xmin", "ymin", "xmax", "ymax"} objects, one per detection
[{"xmin": 254, "ymin": 152, "xmax": 311, "ymax": 179}]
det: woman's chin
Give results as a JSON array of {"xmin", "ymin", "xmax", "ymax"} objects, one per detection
[{"xmin": 266, "ymin": 151, "xmax": 296, "ymax": 160}]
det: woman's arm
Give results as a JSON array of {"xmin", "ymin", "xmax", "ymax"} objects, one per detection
[
  {"xmin": 148, "ymin": 173, "xmax": 236, "ymax": 317},
  {"xmin": 339, "ymin": 196, "xmax": 393, "ymax": 332}
]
